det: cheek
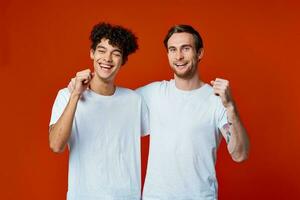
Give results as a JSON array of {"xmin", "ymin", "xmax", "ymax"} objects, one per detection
[
  {"xmin": 114, "ymin": 57, "xmax": 122, "ymax": 65},
  {"xmin": 167, "ymin": 54, "xmax": 173, "ymax": 62},
  {"xmin": 92, "ymin": 53, "xmax": 101, "ymax": 61}
]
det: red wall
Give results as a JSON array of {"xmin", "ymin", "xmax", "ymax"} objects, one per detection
[{"xmin": 1, "ymin": 0, "xmax": 299, "ymax": 199}]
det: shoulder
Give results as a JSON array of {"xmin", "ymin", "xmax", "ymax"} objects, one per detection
[
  {"xmin": 117, "ymin": 87, "xmax": 143, "ymax": 100},
  {"xmin": 55, "ymin": 87, "xmax": 71, "ymax": 100},
  {"xmin": 58, "ymin": 87, "xmax": 70, "ymax": 95},
  {"xmin": 136, "ymin": 80, "xmax": 172, "ymax": 95}
]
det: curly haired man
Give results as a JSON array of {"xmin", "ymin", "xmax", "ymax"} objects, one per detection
[{"xmin": 49, "ymin": 23, "xmax": 149, "ymax": 200}]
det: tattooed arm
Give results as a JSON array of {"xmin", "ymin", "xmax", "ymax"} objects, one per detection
[
  {"xmin": 220, "ymin": 105, "xmax": 249, "ymax": 162},
  {"xmin": 211, "ymin": 78, "xmax": 249, "ymax": 162}
]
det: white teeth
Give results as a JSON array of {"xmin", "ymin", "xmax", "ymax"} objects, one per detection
[
  {"xmin": 175, "ymin": 63, "xmax": 187, "ymax": 67},
  {"xmin": 99, "ymin": 64, "xmax": 113, "ymax": 69}
]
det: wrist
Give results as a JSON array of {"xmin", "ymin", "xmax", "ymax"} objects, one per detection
[
  {"xmin": 226, "ymin": 103, "xmax": 239, "ymax": 123},
  {"xmin": 70, "ymin": 92, "xmax": 81, "ymax": 100},
  {"xmin": 225, "ymin": 101, "xmax": 236, "ymax": 110}
]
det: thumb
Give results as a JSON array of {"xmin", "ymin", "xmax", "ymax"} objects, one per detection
[
  {"xmin": 210, "ymin": 80, "xmax": 215, "ymax": 86},
  {"xmin": 68, "ymin": 78, "xmax": 75, "ymax": 92}
]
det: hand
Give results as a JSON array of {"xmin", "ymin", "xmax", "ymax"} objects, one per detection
[
  {"xmin": 210, "ymin": 78, "xmax": 235, "ymax": 109},
  {"xmin": 70, "ymin": 69, "xmax": 94, "ymax": 96}
]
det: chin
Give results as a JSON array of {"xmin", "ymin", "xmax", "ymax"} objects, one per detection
[
  {"xmin": 173, "ymin": 69, "xmax": 190, "ymax": 77},
  {"xmin": 175, "ymin": 70, "xmax": 196, "ymax": 79},
  {"xmin": 94, "ymin": 72, "xmax": 111, "ymax": 82}
]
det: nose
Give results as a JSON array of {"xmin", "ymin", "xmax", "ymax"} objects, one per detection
[
  {"xmin": 103, "ymin": 52, "xmax": 112, "ymax": 62},
  {"xmin": 175, "ymin": 50, "xmax": 184, "ymax": 60}
]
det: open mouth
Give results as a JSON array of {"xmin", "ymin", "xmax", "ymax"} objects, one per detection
[
  {"xmin": 174, "ymin": 63, "xmax": 188, "ymax": 68},
  {"xmin": 99, "ymin": 63, "xmax": 113, "ymax": 71}
]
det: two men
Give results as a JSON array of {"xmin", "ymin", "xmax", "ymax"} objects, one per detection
[
  {"xmin": 50, "ymin": 23, "xmax": 249, "ymax": 200},
  {"xmin": 49, "ymin": 23, "xmax": 148, "ymax": 200}
]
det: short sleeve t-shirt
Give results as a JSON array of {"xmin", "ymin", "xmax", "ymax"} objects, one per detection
[
  {"xmin": 136, "ymin": 80, "xmax": 227, "ymax": 200},
  {"xmin": 50, "ymin": 87, "xmax": 149, "ymax": 200}
]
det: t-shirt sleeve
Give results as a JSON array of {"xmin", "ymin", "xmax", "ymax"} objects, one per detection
[
  {"xmin": 135, "ymin": 82, "xmax": 158, "ymax": 107},
  {"xmin": 136, "ymin": 82, "xmax": 159, "ymax": 136},
  {"xmin": 49, "ymin": 88, "xmax": 70, "ymax": 126},
  {"xmin": 141, "ymin": 98, "xmax": 150, "ymax": 136}
]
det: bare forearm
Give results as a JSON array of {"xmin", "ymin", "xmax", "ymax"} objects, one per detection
[
  {"xmin": 49, "ymin": 93, "xmax": 80, "ymax": 153},
  {"xmin": 226, "ymin": 105, "xmax": 249, "ymax": 162}
]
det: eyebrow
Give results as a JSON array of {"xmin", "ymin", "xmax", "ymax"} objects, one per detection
[
  {"xmin": 96, "ymin": 45, "xmax": 122, "ymax": 53},
  {"xmin": 168, "ymin": 44, "xmax": 193, "ymax": 50},
  {"xmin": 181, "ymin": 44, "xmax": 193, "ymax": 49},
  {"xmin": 112, "ymin": 49, "xmax": 122, "ymax": 53}
]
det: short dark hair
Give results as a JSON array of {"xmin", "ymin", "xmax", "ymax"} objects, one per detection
[
  {"xmin": 163, "ymin": 24, "xmax": 203, "ymax": 53},
  {"xmin": 90, "ymin": 22, "xmax": 138, "ymax": 64}
]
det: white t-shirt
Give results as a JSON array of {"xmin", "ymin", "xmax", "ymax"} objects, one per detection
[
  {"xmin": 50, "ymin": 87, "xmax": 149, "ymax": 200},
  {"xmin": 136, "ymin": 80, "xmax": 228, "ymax": 200}
]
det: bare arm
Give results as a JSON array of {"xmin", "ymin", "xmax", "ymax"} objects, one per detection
[
  {"xmin": 49, "ymin": 93, "xmax": 80, "ymax": 153},
  {"xmin": 211, "ymin": 78, "xmax": 250, "ymax": 162},
  {"xmin": 49, "ymin": 69, "xmax": 93, "ymax": 153},
  {"xmin": 220, "ymin": 104, "xmax": 249, "ymax": 162}
]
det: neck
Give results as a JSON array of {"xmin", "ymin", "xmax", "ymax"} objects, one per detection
[
  {"xmin": 89, "ymin": 76, "xmax": 116, "ymax": 96},
  {"xmin": 174, "ymin": 72, "xmax": 204, "ymax": 91}
]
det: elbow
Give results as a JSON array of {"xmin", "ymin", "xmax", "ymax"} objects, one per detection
[
  {"xmin": 49, "ymin": 127, "xmax": 65, "ymax": 154},
  {"xmin": 231, "ymin": 139, "xmax": 250, "ymax": 163},
  {"xmin": 50, "ymin": 145, "xmax": 64, "ymax": 154},
  {"xmin": 50, "ymin": 147, "xmax": 64, "ymax": 154},
  {"xmin": 232, "ymin": 153, "xmax": 248, "ymax": 163},
  {"xmin": 49, "ymin": 141, "xmax": 65, "ymax": 154},
  {"xmin": 231, "ymin": 148, "xmax": 249, "ymax": 163}
]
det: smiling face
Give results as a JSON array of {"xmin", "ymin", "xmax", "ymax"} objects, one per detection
[
  {"xmin": 90, "ymin": 38, "xmax": 123, "ymax": 83},
  {"xmin": 167, "ymin": 32, "xmax": 203, "ymax": 79}
]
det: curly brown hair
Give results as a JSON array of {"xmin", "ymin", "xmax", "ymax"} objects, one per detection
[{"xmin": 90, "ymin": 22, "xmax": 138, "ymax": 65}]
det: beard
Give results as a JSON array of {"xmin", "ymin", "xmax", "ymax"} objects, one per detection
[{"xmin": 172, "ymin": 63, "xmax": 198, "ymax": 79}]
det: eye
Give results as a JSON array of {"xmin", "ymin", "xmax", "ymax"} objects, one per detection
[
  {"xmin": 183, "ymin": 46, "xmax": 190, "ymax": 52},
  {"xmin": 97, "ymin": 49, "xmax": 105, "ymax": 54},
  {"xmin": 112, "ymin": 52, "xmax": 121, "ymax": 57},
  {"xmin": 169, "ymin": 48, "xmax": 176, "ymax": 53}
]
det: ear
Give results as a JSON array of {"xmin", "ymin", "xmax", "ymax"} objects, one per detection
[
  {"xmin": 197, "ymin": 48, "xmax": 204, "ymax": 61},
  {"xmin": 90, "ymin": 49, "xmax": 95, "ymax": 60}
]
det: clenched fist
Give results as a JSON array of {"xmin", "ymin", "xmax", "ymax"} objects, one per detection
[
  {"xmin": 69, "ymin": 69, "xmax": 94, "ymax": 96},
  {"xmin": 210, "ymin": 78, "xmax": 235, "ymax": 109}
]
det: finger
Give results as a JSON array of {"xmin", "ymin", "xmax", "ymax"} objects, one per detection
[
  {"xmin": 214, "ymin": 78, "xmax": 229, "ymax": 86},
  {"xmin": 76, "ymin": 73, "xmax": 92, "ymax": 81},
  {"xmin": 215, "ymin": 78, "xmax": 226, "ymax": 82},
  {"xmin": 213, "ymin": 83, "xmax": 227, "ymax": 91},
  {"xmin": 213, "ymin": 82, "xmax": 229, "ymax": 90},
  {"xmin": 213, "ymin": 90, "xmax": 220, "ymax": 96},
  {"xmin": 211, "ymin": 80, "xmax": 225, "ymax": 87},
  {"xmin": 81, "ymin": 75, "xmax": 92, "ymax": 85},
  {"xmin": 76, "ymin": 69, "xmax": 92, "ymax": 77},
  {"xmin": 213, "ymin": 88, "xmax": 225, "ymax": 96},
  {"xmin": 76, "ymin": 72, "xmax": 91, "ymax": 79},
  {"xmin": 68, "ymin": 80, "xmax": 73, "ymax": 92},
  {"xmin": 71, "ymin": 78, "xmax": 75, "ymax": 85},
  {"xmin": 83, "ymin": 78, "xmax": 91, "ymax": 84},
  {"xmin": 70, "ymin": 78, "xmax": 76, "ymax": 90},
  {"xmin": 76, "ymin": 76, "xmax": 89, "ymax": 84}
]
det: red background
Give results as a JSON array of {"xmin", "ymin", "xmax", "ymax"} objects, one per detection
[{"xmin": 1, "ymin": 0, "xmax": 299, "ymax": 199}]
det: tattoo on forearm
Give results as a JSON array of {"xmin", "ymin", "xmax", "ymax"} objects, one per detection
[{"xmin": 223, "ymin": 123, "xmax": 232, "ymax": 144}]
